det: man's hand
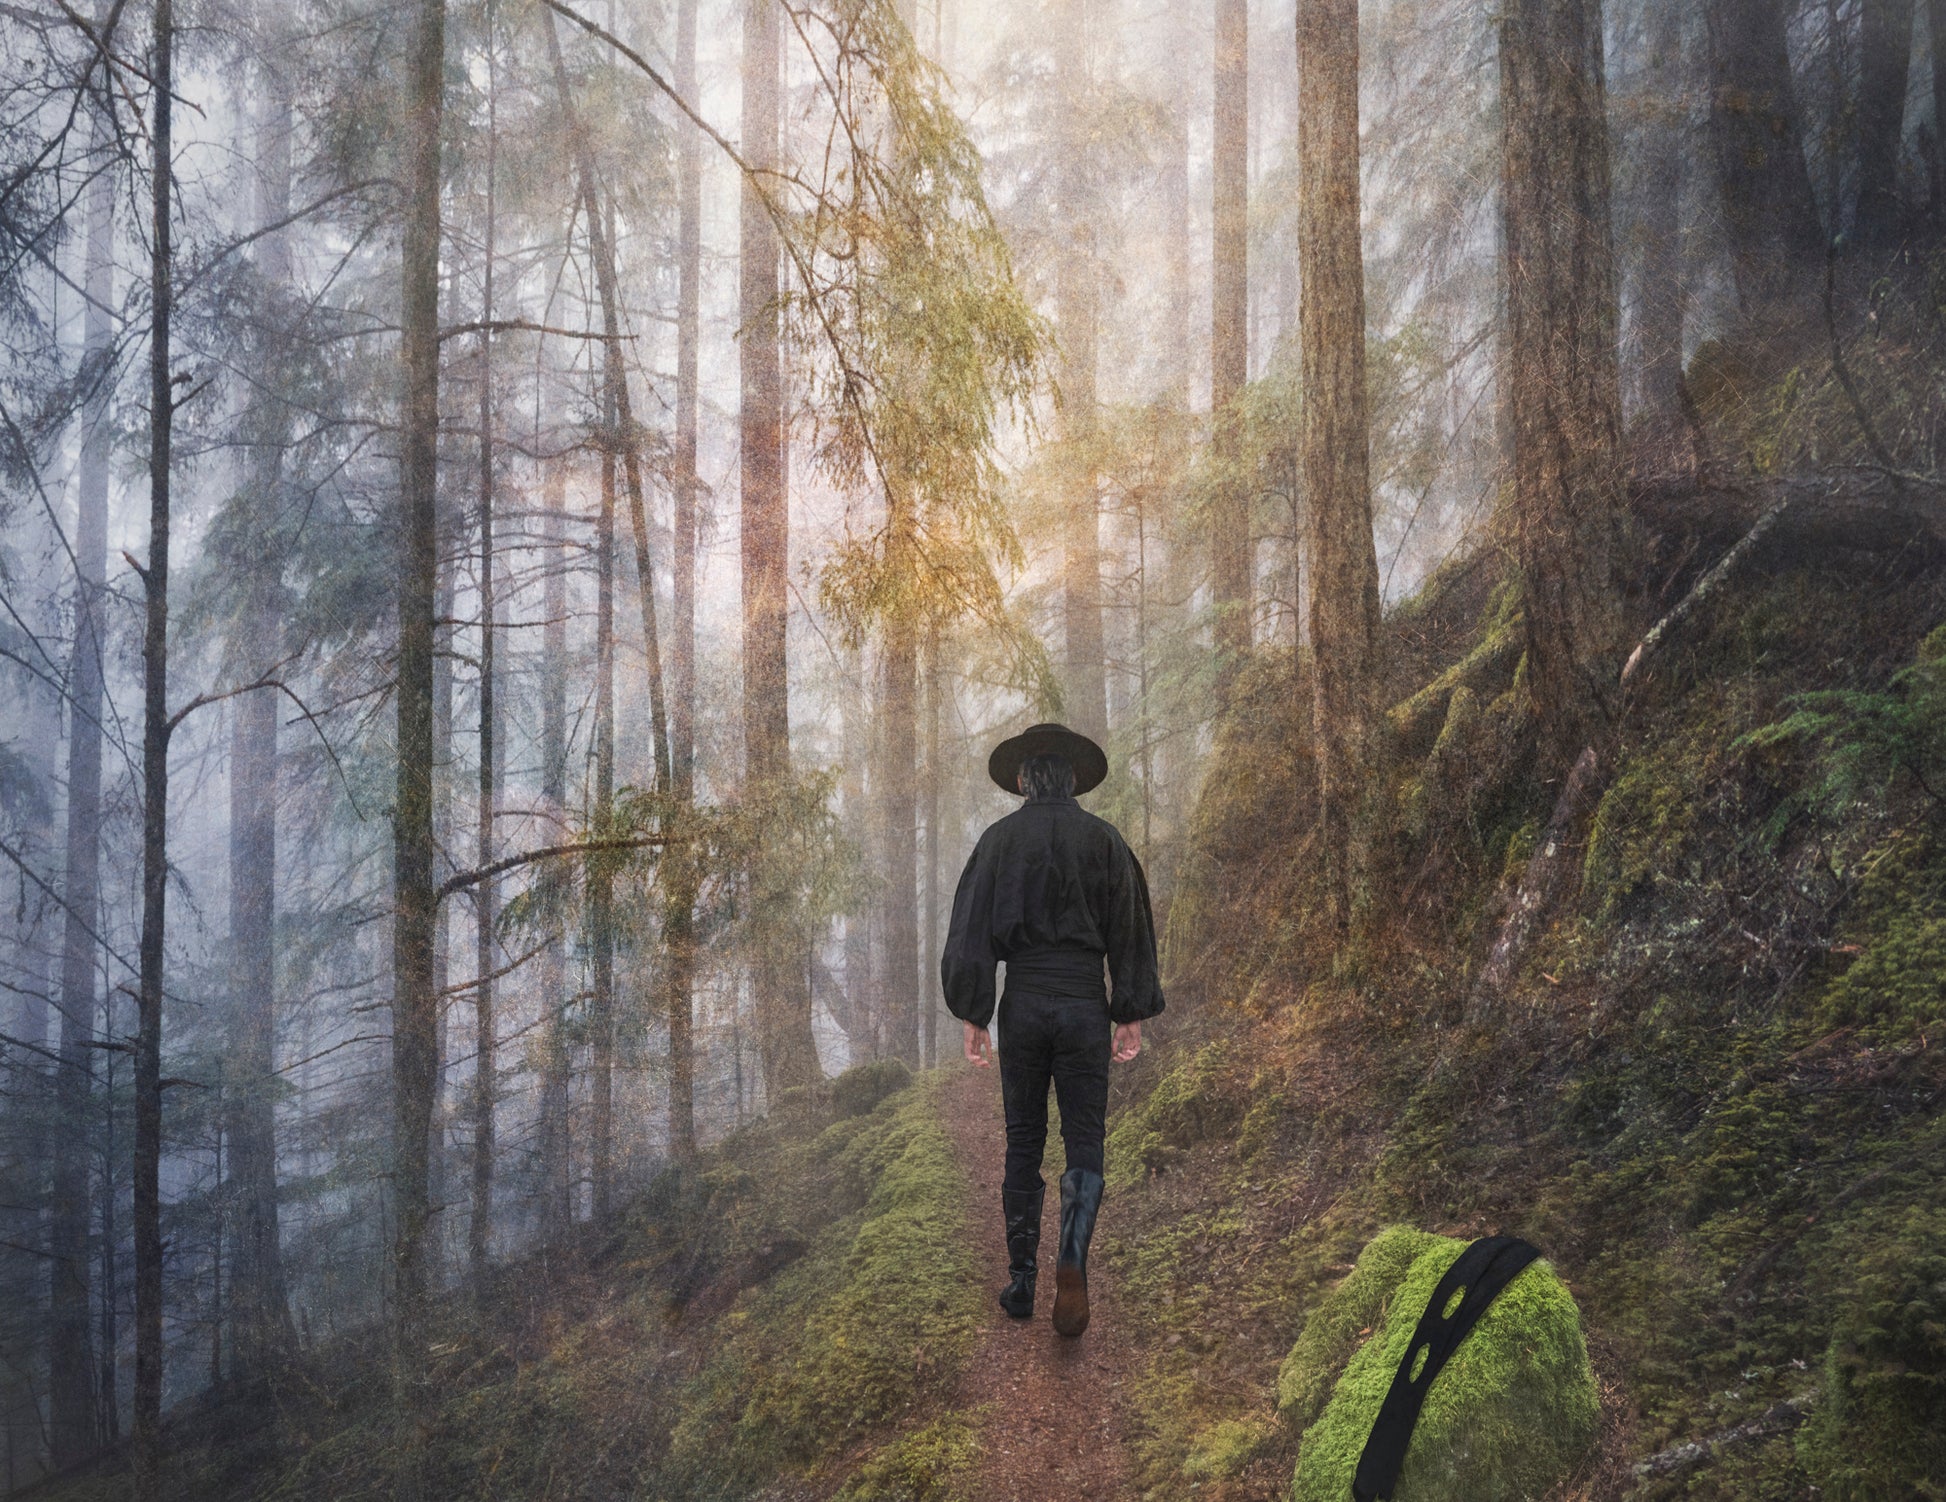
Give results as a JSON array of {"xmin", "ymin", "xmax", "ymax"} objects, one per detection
[
  {"xmin": 1112, "ymin": 1021, "xmax": 1142, "ymax": 1062},
  {"xmin": 964, "ymin": 1022, "xmax": 994, "ymax": 1068}
]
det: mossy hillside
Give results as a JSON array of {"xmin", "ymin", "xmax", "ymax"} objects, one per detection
[
  {"xmin": 1095, "ymin": 520, "xmax": 1944, "ymax": 1500},
  {"xmin": 37, "ymin": 1065, "xmax": 975, "ymax": 1502},
  {"xmin": 1286, "ymin": 1232, "xmax": 1598, "ymax": 1502},
  {"xmin": 834, "ymin": 1410, "xmax": 984, "ymax": 1502},
  {"xmin": 653, "ymin": 1071, "xmax": 981, "ymax": 1497}
]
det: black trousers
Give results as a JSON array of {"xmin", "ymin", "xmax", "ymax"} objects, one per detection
[{"xmin": 997, "ymin": 988, "xmax": 1110, "ymax": 1196}]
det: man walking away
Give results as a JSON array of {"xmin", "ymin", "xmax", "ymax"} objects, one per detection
[{"xmin": 942, "ymin": 723, "xmax": 1165, "ymax": 1337}]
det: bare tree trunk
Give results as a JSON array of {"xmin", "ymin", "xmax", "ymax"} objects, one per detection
[
  {"xmin": 1298, "ymin": 0, "xmax": 1383, "ymax": 934},
  {"xmin": 1704, "ymin": 0, "xmax": 1823, "ymax": 309},
  {"xmin": 536, "ymin": 462, "xmax": 572, "ymax": 1226},
  {"xmin": 1501, "ymin": 0, "xmax": 1628, "ymax": 765},
  {"xmin": 227, "ymin": 51, "xmax": 296, "ymax": 1388},
  {"xmin": 390, "ymin": 0, "xmax": 446, "ymax": 1487},
  {"xmin": 1931, "ymin": 0, "xmax": 1946, "ymax": 222},
  {"xmin": 469, "ymin": 26, "xmax": 499, "ymax": 1290},
  {"xmin": 590, "ymin": 345, "xmax": 618, "ymax": 1222},
  {"xmin": 1628, "ymin": 0, "xmax": 1688, "ymax": 466},
  {"xmin": 50, "ymin": 104, "xmax": 115, "ymax": 1475},
  {"xmin": 741, "ymin": 0, "xmax": 819, "ymax": 1092},
  {"xmin": 1856, "ymin": 0, "xmax": 1917, "ymax": 248},
  {"xmin": 1052, "ymin": 3, "xmax": 1107, "ymax": 744},
  {"xmin": 665, "ymin": 0, "xmax": 701, "ymax": 1159},
  {"xmin": 841, "ymin": 663, "xmax": 871, "ymax": 1054},
  {"xmin": 923, "ymin": 626, "xmax": 942, "ymax": 1069},
  {"xmin": 132, "ymin": 4, "xmax": 176, "ymax": 1489},
  {"xmin": 1165, "ymin": 100, "xmax": 1192, "ymax": 413},
  {"xmin": 882, "ymin": 592, "xmax": 919, "ymax": 1065},
  {"xmin": 1212, "ymin": 0, "xmax": 1252, "ymax": 683}
]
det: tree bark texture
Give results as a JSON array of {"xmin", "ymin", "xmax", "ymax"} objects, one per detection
[
  {"xmin": 469, "ymin": 40, "xmax": 499, "ymax": 1288},
  {"xmin": 590, "ymin": 343, "xmax": 618, "ymax": 1221},
  {"xmin": 666, "ymin": 0, "xmax": 702, "ymax": 1157},
  {"xmin": 391, "ymin": 0, "xmax": 446, "ymax": 1484},
  {"xmin": 133, "ymin": 3, "xmax": 175, "ymax": 1488},
  {"xmin": 225, "ymin": 56, "xmax": 298, "ymax": 1387},
  {"xmin": 923, "ymin": 629, "xmax": 942, "ymax": 1069},
  {"xmin": 1855, "ymin": 0, "xmax": 1917, "ymax": 248},
  {"xmin": 741, "ymin": 0, "xmax": 819, "ymax": 1092},
  {"xmin": 1501, "ymin": 0, "xmax": 1628, "ymax": 764},
  {"xmin": 1053, "ymin": 0, "xmax": 1106, "ymax": 744},
  {"xmin": 1704, "ymin": 0, "xmax": 1823, "ymax": 308},
  {"xmin": 882, "ymin": 603, "xmax": 919, "ymax": 1065},
  {"xmin": 536, "ymin": 463, "xmax": 573, "ymax": 1227},
  {"xmin": 1212, "ymin": 0, "xmax": 1252, "ymax": 681},
  {"xmin": 1629, "ymin": 0, "xmax": 1687, "ymax": 460},
  {"xmin": 1297, "ymin": 0, "xmax": 1383, "ymax": 933},
  {"xmin": 50, "ymin": 106, "xmax": 116, "ymax": 1472}
]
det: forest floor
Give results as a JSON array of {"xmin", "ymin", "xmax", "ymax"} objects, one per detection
[{"xmin": 940, "ymin": 1065, "xmax": 1141, "ymax": 1501}]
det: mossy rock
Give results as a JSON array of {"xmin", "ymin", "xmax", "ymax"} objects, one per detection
[
  {"xmin": 1285, "ymin": 1229, "xmax": 1597, "ymax": 1502},
  {"xmin": 832, "ymin": 1056, "xmax": 914, "ymax": 1118}
]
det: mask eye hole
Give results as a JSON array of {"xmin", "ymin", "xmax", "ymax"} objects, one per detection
[
  {"xmin": 1410, "ymin": 1343, "xmax": 1430, "ymax": 1382},
  {"xmin": 1442, "ymin": 1286, "xmax": 1467, "ymax": 1320}
]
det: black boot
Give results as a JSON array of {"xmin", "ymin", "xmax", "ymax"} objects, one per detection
[
  {"xmin": 1052, "ymin": 1167, "xmax": 1103, "ymax": 1337},
  {"xmin": 998, "ymin": 1184, "xmax": 1044, "ymax": 1318}
]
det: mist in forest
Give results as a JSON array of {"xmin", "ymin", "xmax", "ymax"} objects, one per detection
[{"xmin": 0, "ymin": 0, "xmax": 1940, "ymax": 1492}]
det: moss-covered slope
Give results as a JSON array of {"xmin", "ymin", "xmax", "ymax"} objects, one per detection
[{"xmin": 1093, "ymin": 505, "xmax": 1945, "ymax": 1501}]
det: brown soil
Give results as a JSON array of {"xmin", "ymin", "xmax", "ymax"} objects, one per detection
[{"xmin": 941, "ymin": 1064, "xmax": 1139, "ymax": 1501}]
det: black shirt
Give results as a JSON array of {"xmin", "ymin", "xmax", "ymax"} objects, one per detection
[{"xmin": 940, "ymin": 794, "xmax": 1165, "ymax": 1029}]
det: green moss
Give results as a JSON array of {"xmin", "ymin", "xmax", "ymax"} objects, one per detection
[
  {"xmin": 1105, "ymin": 1040, "xmax": 1245, "ymax": 1186},
  {"xmin": 1288, "ymin": 1232, "xmax": 1598, "ymax": 1502},
  {"xmin": 1798, "ymin": 1203, "xmax": 1946, "ymax": 1501},
  {"xmin": 659, "ymin": 1075, "xmax": 982, "ymax": 1494},
  {"xmin": 1816, "ymin": 833, "xmax": 1946, "ymax": 1040},
  {"xmin": 835, "ymin": 1412, "xmax": 982, "ymax": 1502},
  {"xmin": 1277, "ymin": 1225, "xmax": 1448, "ymax": 1428},
  {"xmin": 832, "ymin": 1057, "xmax": 915, "ymax": 1118},
  {"xmin": 1183, "ymin": 1414, "xmax": 1276, "ymax": 1480}
]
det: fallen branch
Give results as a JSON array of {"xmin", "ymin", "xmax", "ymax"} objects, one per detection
[
  {"xmin": 436, "ymin": 835, "xmax": 675, "ymax": 903},
  {"xmin": 1623, "ymin": 498, "xmax": 1792, "ymax": 687},
  {"xmin": 1468, "ymin": 745, "xmax": 1604, "ymax": 1014},
  {"xmin": 1630, "ymin": 1391, "xmax": 1817, "ymax": 1482}
]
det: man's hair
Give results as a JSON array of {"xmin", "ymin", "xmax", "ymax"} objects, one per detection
[{"xmin": 1019, "ymin": 752, "xmax": 1076, "ymax": 800}]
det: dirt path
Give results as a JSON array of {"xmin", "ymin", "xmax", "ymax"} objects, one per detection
[{"xmin": 941, "ymin": 1065, "xmax": 1139, "ymax": 1501}]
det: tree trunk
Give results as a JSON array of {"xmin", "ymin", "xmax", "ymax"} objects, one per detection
[
  {"xmin": 923, "ymin": 627, "xmax": 942, "ymax": 1069},
  {"xmin": 1054, "ymin": 4, "xmax": 1107, "ymax": 745},
  {"xmin": 227, "ymin": 54, "xmax": 296, "ymax": 1387},
  {"xmin": 469, "ymin": 33, "xmax": 499, "ymax": 1290},
  {"xmin": 1704, "ymin": 0, "xmax": 1823, "ymax": 309},
  {"xmin": 665, "ymin": 0, "xmax": 702, "ymax": 1159},
  {"xmin": 50, "ymin": 105, "xmax": 115, "ymax": 1474},
  {"xmin": 390, "ymin": 0, "xmax": 446, "ymax": 1486},
  {"xmin": 1165, "ymin": 100, "xmax": 1192, "ymax": 413},
  {"xmin": 536, "ymin": 462, "xmax": 573, "ymax": 1227},
  {"xmin": 1629, "ymin": 0, "xmax": 1688, "ymax": 465},
  {"xmin": 882, "ymin": 596, "xmax": 919, "ymax": 1065},
  {"xmin": 590, "ymin": 335, "xmax": 618, "ymax": 1222},
  {"xmin": 1856, "ymin": 0, "xmax": 1917, "ymax": 249},
  {"xmin": 841, "ymin": 663, "xmax": 872, "ymax": 1053},
  {"xmin": 1931, "ymin": 0, "xmax": 1946, "ymax": 222},
  {"xmin": 132, "ymin": 3, "xmax": 176, "ymax": 1489},
  {"xmin": 1298, "ymin": 0, "xmax": 1383, "ymax": 934},
  {"xmin": 1212, "ymin": 0, "xmax": 1252, "ymax": 684},
  {"xmin": 741, "ymin": 0, "xmax": 819, "ymax": 1092},
  {"xmin": 1501, "ymin": 0, "xmax": 1628, "ymax": 766}
]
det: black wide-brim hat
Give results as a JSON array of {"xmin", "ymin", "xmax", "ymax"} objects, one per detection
[{"xmin": 988, "ymin": 722, "xmax": 1109, "ymax": 796}]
